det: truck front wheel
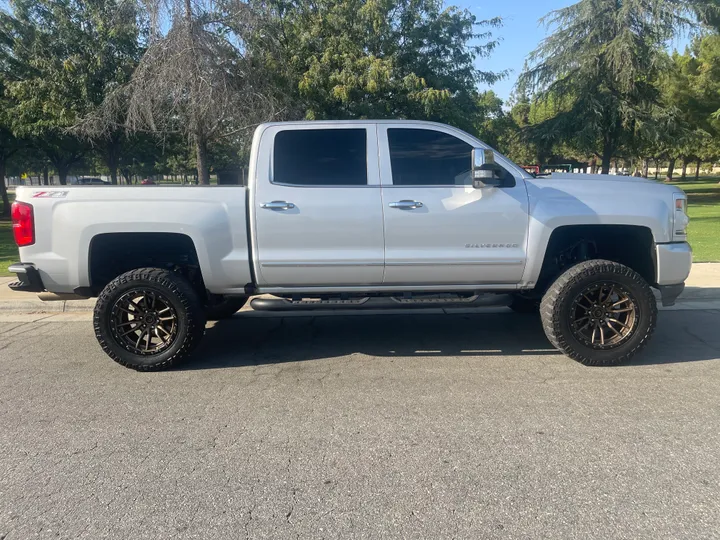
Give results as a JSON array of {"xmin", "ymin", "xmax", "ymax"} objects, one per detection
[
  {"xmin": 93, "ymin": 268, "xmax": 206, "ymax": 371},
  {"xmin": 540, "ymin": 260, "xmax": 657, "ymax": 366}
]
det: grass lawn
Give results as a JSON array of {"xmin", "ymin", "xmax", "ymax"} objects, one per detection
[
  {"xmin": 0, "ymin": 191, "xmax": 17, "ymax": 276},
  {"xmin": 671, "ymin": 178, "xmax": 720, "ymax": 263},
  {"xmin": 0, "ymin": 220, "xmax": 15, "ymax": 277}
]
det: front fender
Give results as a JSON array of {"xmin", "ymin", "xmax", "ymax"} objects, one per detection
[{"xmin": 520, "ymin": 180, "xmax": 673, "ymax": 287}]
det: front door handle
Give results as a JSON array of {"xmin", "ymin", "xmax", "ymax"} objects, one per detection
[
  {"xmin": 389, "ymin": 200, "xmax": 424, "ymax": 210},
  {"xmin": 261, "ymin": 201, "xmax": 296, "ymax": 210}
]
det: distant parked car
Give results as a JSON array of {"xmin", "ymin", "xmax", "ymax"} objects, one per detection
[
  {"xmin": 74, "ymin": 177, "xmax": 110, "ymax": 186},
  {"xmin": 141, "ymin": 178, "xmax": 156, "ymax": 185}
]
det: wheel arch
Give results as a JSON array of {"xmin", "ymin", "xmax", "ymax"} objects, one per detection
[
  {"xmin": 529, "ymin": 224, "xmax": 656, "ymax": 295},
  {"xmin": 87, "ymin": 232, "xmax": 204, "ymax": 296}
]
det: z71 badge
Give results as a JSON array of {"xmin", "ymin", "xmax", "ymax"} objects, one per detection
[{"xmin": 32, "ymin": 191, "xmax": 69, "ymax": 198}]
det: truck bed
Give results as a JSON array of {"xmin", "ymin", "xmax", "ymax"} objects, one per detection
[{"xmin": 13, "ymin": 186, "xmax": 252, "ymax": 295}]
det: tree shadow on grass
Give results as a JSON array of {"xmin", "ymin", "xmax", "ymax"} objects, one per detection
[{"xmin": 687, "ymin": 192, "xmax": 720, "ymax": 205}]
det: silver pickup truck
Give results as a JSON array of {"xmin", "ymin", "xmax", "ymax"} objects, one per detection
[{"xmin": 9, "ymin": 120, "xmax": 692, "ymax": 370}]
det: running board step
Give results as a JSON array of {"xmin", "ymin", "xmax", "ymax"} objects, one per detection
[{"xmin": 250, "ymin": 294, "xmax": 512, "ymax": 312}]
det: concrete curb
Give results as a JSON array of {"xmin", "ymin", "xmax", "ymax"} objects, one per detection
[{"xmin": 0, "ymin": 298, "xmax": 96, "ymax": 313}]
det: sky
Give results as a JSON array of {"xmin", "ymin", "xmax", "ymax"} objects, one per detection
[{"xmin": 465, "ymin": 0, "xmax": 575, "ymax": 102}]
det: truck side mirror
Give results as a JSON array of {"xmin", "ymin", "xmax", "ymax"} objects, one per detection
[{"xmin": 471, "ymin": 148, "xmax": 504, "ymax": 188}]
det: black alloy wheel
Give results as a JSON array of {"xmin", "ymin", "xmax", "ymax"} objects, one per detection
[
  {"xmin": 94, "ymin": 268, "xmax": 206, "ymax": 371},
  {"xmin": 110, "ymin": 288, "xmax": 180, "ymax": 355}
]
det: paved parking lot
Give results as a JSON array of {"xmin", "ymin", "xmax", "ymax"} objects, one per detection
[{"xmin": 1, "ymin": 308, "xmax": 720, "ymax": 539}]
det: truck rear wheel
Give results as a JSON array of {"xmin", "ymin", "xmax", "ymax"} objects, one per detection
[
  {"xmin": 540, "ymin": 260, "xmax": 657, "ymax": 366},
  {"xmin": 93, "ymin": 268, "xmax": 206, "ymax": 371}
]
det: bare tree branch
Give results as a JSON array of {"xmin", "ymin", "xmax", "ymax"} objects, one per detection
[{"xmin": 77, "ymin": 0, "xmax": 278, "ymax": 184}]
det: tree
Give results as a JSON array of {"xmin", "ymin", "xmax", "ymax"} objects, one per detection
[
  {"xmin": 0, "ymin": 59, "xmax": 22, "ymax": 216},
  {"xmin": 688, "ymin": 34, "xmax": 720, "ymax": 168},
  {"xmin": 69, "ymin": 1, "xmax": 144, "ymax": 184},
  {"xmin": 654, "ymin": 34, "xmax": 720, "ymax": 179},
  {"xmin": 474, "ymin": 91, "xmax": 511, "ymax": 150},
  {"xmin": 518, "ymin": 0, "xmax": 719, "ymax": 174},
  {"xmin": 497, "ymin": 87, "xmax": 563, "ymax": 166},
  {"xmin": 248, "ymin": 0, "xmax": 505, "ymax": 134},
  {"xmin": 0, "ymin": 0, "xmax": 142, "ymax": 184},
  {"xmin": 497, "ymin": 97, "xmax": 539, "ymax": 165},
  {"xmin": 0, "ymin": 127, "xmax": 21, "ymax": 218},
  {"xmin": 97, "ymin": 0, "xmax": 277, "ymax": 185}
]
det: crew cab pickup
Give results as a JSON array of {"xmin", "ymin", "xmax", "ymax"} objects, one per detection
[{"xmin": 9, "ymin": 120, "xmax": 692, "ymax": 370}]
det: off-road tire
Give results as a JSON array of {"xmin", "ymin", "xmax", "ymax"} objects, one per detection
[
  {"xmin": 508, "ymin": 294, "xmax": 539, "ymax": 314},
  {"xmin": 93, "ymin": 268, "xmax": 206, "ymax": 371},
  {"xmin": 540, "ymin": 259, "xmax": 657, "ymax": 366},
  {"xmin": 204, "ymin": 295, "xmax": 248, "ymax": 320}
]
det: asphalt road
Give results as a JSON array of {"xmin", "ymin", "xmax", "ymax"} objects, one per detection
[{"xmin": 1, "ymin": 308, "xmax": 720, "ymax": 539}]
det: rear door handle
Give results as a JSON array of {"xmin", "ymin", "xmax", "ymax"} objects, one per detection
[
  {"xmin": 389, "ymin": 200, "xmax": 423, "ymax": 210},
  {"xmin": 261, "ymin": 201, "xmax": 296, "ymax": 210}
]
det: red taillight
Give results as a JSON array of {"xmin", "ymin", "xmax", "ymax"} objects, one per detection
[{"xmin": 11, "ymin": 201, "xmax": 35, "ymax": 247}]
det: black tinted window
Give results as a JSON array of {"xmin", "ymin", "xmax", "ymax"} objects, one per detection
[
  {"xmin": 274, "ymin": 129, "xmax": 367, "ymax": 186},
  {"xmin": 388, "ymin": 128, "xmax": 473, "ymax": 186}
]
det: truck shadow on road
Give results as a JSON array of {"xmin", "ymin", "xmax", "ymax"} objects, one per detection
[{"xmin": 180, "ymin": 309, "xmax": 720, "ymax": 370}]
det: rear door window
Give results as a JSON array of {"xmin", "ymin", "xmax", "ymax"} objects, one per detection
[{"xmin": 274, "ymin": 129, "xmax": 367, "ymax": 186}]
